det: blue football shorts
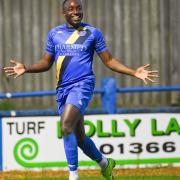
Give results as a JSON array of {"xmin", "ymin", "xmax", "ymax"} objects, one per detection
[{"xmin": 56, "ymin": 79, "xmax": 95, "ymax": 115}]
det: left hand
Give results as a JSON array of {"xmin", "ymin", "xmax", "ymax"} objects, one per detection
[{"xmin": 135, "ymin": 64, "xmax": 159, "ymax": 85}]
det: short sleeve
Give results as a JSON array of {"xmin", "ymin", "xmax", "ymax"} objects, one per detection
[
  {"xmin": 45, "ymin": 31, "xmax": 55, "ymax": 55},
  {"xmin": 94, "ymin": 29, "xmax": 107, "ymax": 54}
]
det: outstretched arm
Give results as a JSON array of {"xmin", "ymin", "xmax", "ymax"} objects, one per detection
[
  {"xmin": 4, "ymin": 53, "xmax": 53, "ymax": 78},
  {"xmin": 98, "ymin": 50, "xmax": 158, "ymax": 85}
]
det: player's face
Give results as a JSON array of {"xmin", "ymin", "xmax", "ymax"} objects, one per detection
[{"xmin": 63, "ymin": 0, "xmax": 83, "ymax": 28}]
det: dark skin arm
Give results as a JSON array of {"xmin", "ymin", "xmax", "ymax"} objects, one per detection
[
  {"xmin": 98, "ymin": 50, "xmax": 158, "ymax": 85},
  {"xmin": 3, "ymin": 53, "xmax": 53, "ymax": 78}
]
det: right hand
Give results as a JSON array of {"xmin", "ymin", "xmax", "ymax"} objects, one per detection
[{"xmin": 3, "ymin": 60, "xmax": 26, "ymax": 78}]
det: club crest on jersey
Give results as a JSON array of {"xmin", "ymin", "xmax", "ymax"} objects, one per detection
[{"xmin": 78, "ymin": 30, "xmax": 87, "ymax": 36}]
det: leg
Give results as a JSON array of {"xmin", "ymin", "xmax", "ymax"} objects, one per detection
[
  {"xmin": 61, "ymin": 104, "xmax": 81, "ymax": 136},
  {"xmin": 74, "ymin": 116, "xmax": 116, "ymax": 180},
  {"xmin": 74, "ymin": 116, "xmax": 104, "ymax": 163},
  {"xmin": 61, "ymin": 104, "xmax": 81, "ymax": 179},
  {"xmin": 74, "ymin": 115, "xmax": 86, "ymax": 145}
]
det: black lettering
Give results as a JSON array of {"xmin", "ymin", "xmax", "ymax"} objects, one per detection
[
  {"xmin": 100, "ymin": 144, "xmax": 114, "ymax": 155},
  {"xmin": 38, "ymin": 121, "xmax": 45, "ymax": 134},
  {"xmin": 129, "ymin": 143, "xmax": 143, "ymax": 154},
  {"xmin": 27, "ymin": 122, "xmax": 36, "ymax": 134},
  {"xmin": 163, "ymin": 142, "xmax": 176, "ymax": 153},
  {"xmin": 16, "ymin": 122, "xmax": 25, "ymax": 135},
  {"xmin": 7, "ymin": 122, "xmax": 14, "ymax": 135},
  {"xmin": 146, "ymin": 142, "xmax": 159, "ymax": 153}
]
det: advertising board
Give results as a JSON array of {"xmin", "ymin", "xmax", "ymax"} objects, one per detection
[{"xmin": 1, "ymin": 113, "xmax": 180, "ymax": 170}]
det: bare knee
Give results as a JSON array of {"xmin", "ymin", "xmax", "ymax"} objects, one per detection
[
  {"xmin": 61, "ymin": 104, "xmax": 82, "ymax": 136},
  {"xmin": 61, "ymin": 121, "xmax": 73, "ymax": 136}
]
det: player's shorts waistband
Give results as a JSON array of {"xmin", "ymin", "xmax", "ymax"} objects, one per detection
[{"xmin": 56, "ymin": 76, "xmax": 95, "ymax": 91}]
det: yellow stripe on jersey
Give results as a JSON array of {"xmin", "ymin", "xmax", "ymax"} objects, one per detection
[
  {"xmin": 56, "ymin": 26, "xmax": 86, "ymax": 83},
  {"xmin": 56, "ymin": 56, "xmax": 65, "ymax": 80}
]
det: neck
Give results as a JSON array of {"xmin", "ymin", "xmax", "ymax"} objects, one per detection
[{"xmin": 66, "ymin": 22, "xmax": 81, "ymax": 29}]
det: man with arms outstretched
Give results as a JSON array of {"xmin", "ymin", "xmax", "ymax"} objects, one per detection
[{"xmin": 4, "ymin": 0, "xmax": 158, "ymax": 179}]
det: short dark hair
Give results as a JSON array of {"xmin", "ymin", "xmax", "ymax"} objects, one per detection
[
  {"xmin": 63, "ymin": 0, "xmax": 82, "ymax": 10},
  {"xmin": 63, "ymin": 0, "xmax": 69, "ymax": 8}
]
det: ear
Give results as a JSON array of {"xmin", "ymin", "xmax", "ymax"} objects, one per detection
[{"xmin": 63, "ymin": 8, "xmax": 66, "ymax": 15}]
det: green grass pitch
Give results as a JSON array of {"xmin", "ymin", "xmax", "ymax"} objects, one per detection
[{"xmin": 4, "ymin": 176, "xmax": 180, "ymax": 180}]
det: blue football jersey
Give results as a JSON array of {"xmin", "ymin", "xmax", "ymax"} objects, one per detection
[{"xmin": 45, "ymin": 23, "xmax": 107, "ymax": 88}]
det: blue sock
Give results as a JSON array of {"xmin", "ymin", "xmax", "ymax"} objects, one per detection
[
  {"xmin": 63, "ymin": 133, "xmax": 78, "ymax": 171},
  {"xmin": 79, "ymin": 136, "xmax": 102, "ymax": 163}
]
